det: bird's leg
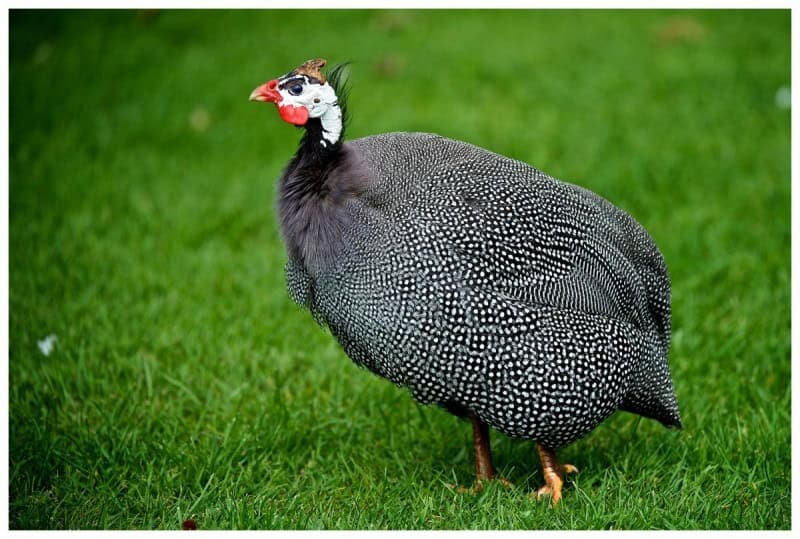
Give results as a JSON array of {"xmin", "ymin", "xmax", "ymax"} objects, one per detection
[
  {"xmin": 453, "ymin": 416, "xmax": 512, "ymax": 493},
  {"xmin": 472, "ymin": 415, "xmax": 497, "ymax": 489},
  {"xmin": 533, "ymin": 443, "xmax": 578, "ymax": 506}
]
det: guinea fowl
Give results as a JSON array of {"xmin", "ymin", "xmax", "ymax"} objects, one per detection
[{"xmin": 249, "ymin": 58, "xmax": 681, "ymax": 504}]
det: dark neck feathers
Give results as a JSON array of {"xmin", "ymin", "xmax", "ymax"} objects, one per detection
[{"xmin": 278, "ymin": 126, "xmax": 369, "ymax": 272}]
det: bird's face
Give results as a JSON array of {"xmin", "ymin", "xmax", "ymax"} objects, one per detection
[{"xmin": 249, "ymin": 58, "xmax": 337, "ymax": 126}]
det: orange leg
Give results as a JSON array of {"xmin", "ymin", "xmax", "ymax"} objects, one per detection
[
  {"xmin": 533, "ymin": 444, "xmax": 578, "ymax": 505},
  {"xmin": 452, "ymin": 416, "xmax": 512, "ymax": 493}
]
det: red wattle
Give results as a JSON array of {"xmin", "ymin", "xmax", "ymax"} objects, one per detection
[{"xmin": 277, "ymin": 104, "xmax": 309, "ymax": 126}]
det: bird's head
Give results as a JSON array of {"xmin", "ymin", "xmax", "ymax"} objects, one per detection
[{"xmin": 250, "ymin": 58, "xmax": 345, "ymax": 146}]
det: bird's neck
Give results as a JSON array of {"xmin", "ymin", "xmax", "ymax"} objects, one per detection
[
  {"xmin": 302, "ymin": 105, "xmax": 343, "ymax": 149},
  {"xmin": 319, "ymin": 104, "xmax": 343, "ymax": 147},
  {"xmin": 288, "ymin": 116, "xmax": 345, "ymax": 188},
  {"xmin": 277, "ymin": 126, "xmax": 367, "ymax": 273}
]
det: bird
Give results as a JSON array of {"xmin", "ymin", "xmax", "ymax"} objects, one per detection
[{"xmin": 249, "ymin": 58, "xmax": 681, "ymax": 505}]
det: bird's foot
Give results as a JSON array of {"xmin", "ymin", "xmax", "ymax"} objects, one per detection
[
  {"xmin": 494, "ymin": 476, "xmax": 514, "ymax": 489},
  {"xmin": 450, "ymin": 475, "xmax": 513, "ymax": 494},
  {"xmin": 531, "ymin": 464, "xmax": 578, "ymax": 506}
]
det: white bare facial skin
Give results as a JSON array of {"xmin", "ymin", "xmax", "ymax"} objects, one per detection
[{"xmin": 277, "ymin": 79, "xmax": 342, "ymax": 146}]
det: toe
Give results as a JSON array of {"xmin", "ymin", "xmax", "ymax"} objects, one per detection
[
  {"xmin": 533, "ymin": 485, "xmax": 561, "ymax": 505},
  {"xmin": 450, "ymin": 480, "xmax": 485, "ymax": 494},
  {"xmin": 536, "ymin": 486, "xmax": 550, "ymax": 500}
]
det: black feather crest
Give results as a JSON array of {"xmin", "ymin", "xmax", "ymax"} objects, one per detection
[{"xmin": 326, "ymin": 62, "xmax": 351, "ymax": 139}]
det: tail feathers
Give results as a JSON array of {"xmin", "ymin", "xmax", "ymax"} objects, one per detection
[
  {"xmin": 621, "ymin": 351, "xmax": 682, "ymax": 429},
  {"xmin": 620, "ymin": 384, "xmax": 682, "ymax": 429}
]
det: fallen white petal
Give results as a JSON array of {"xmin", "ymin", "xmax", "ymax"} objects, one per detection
[{"xmin": 37, "ymin": 334, "xmax": 58, "ymax": 356}]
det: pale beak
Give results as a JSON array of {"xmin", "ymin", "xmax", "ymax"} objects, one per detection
[{"xmin": 249, "ymin": 79, "xmax": 281, "ymax": 103}]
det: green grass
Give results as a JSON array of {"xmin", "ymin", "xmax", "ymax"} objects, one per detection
[{"xmin": 9, "ymin": 9, "xmax": 790, "ymax": 530}]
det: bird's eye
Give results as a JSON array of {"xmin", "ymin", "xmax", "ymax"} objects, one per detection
[{"xmin": 288, "ymin": 84, "xmax": 304, "ymax": 96}]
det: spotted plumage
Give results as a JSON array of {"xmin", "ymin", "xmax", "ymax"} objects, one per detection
[{"xmin": 251, "ymin": 59, "xmax": 681, "ymax": 503}]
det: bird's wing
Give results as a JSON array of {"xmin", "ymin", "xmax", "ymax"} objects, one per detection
[
  {"xmin": 350, "ymin": 133, "xmax": 668, "ymax": 339},
  {"xmin": 370, "ymin": 137, "xmax": 667, "ymax": 337}
]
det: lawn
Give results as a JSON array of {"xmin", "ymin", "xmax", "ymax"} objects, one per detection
[{"xmin": 8, "ymin": 9, "xmax": 791, "ymax": 530}]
